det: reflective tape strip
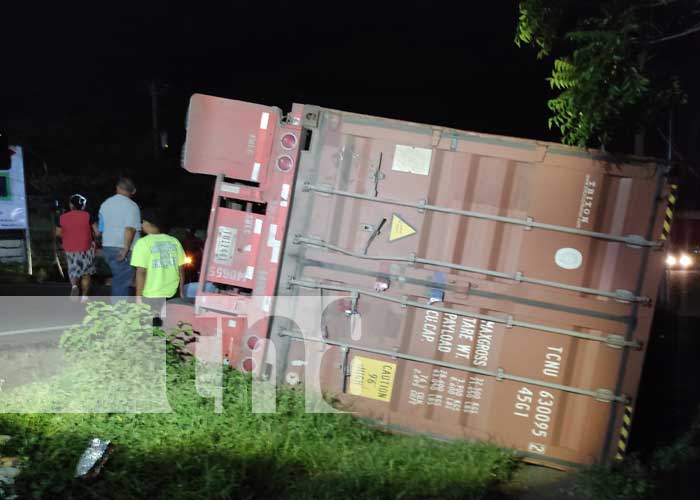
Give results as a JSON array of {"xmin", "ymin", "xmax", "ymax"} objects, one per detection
[
  {"xmin": 615, "ymin": 405, "xmax": 634, "ymax": 461},
  {"xmin": 251, "ymin": 162, "xmax": 261, "ymax": 182},
  {"xmin": 260, "ymin": 112, "xmax": 270, "ymax": 130},
  {"xmin": 660, "ymin": 184, "xmax": 678, "ymax": 241}
]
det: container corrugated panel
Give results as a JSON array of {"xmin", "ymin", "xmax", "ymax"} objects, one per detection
[
  {"xmin": 268, "ymin": 107, "xmax": 670, "ymax": 468},
  {"xmin": 181, "ymin": 95, "xmax": 671, "ymax": 469}
]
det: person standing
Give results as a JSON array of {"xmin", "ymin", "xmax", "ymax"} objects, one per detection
[
  {"xmin": 98, "ymin": 177, "xmax": 141, "ymax": 297},
  {"xmin": 56, "ymin": 193, "xmax": 95, "ymax": 302},
  {"xmin": 131, "ymin": 208, "xmax": 185, "ymax": 308}
]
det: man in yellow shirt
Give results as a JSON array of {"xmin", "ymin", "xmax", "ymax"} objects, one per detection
[{"xmin": 130, "ymin": 209, "xmax": 185, "ymax": 301}]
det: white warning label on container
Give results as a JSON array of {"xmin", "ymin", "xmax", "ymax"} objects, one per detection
[{"xmin": 392, "ymin": 144, "xmax": 432, "ymax": 175}]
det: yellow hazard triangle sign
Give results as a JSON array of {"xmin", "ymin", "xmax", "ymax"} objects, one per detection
[{"xmin": 389, "ymin": 213, "xmax": 417, "ymax": 242}]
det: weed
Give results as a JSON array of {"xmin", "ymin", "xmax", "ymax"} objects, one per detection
[
  {"xmin": 566, "ymin": 405, "xmax": 700, "ymax": 500},
  {"xmin": 569, "ymin": 459, "xmax": 651, "ymax": 500}
]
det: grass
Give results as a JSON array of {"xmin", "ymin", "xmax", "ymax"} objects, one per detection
[
  {"xmin": 562, "ymin": 406, "xmax": 700, "ymax": 500},
  {"xmin": 0, "ymin": 335, "xmax": 517, "ymax": 499},
  {"xmin": 3, "ymin": 300, "xmax": 700, "ymax": 500},
  {"xmin": 566, "ymin": 460, "xmax": 652, "ymax": 500}
]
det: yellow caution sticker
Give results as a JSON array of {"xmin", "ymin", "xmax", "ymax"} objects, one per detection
[
  {"xmin": 389, "ymin": 213, "xmax": 417, "ymax": 242},
  {"xmin": 349, "ymin": 356, "xmax": 396, "ymax": 402}
]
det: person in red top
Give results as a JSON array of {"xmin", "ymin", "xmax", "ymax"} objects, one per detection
[{"xmin": 56, "ymin": 193, "xmax": 96, "ymax": 301}]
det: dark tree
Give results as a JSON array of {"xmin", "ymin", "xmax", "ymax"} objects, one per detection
[{"xmin": 515, "ymin": 0, "xmax": 699, "ymax": 148}]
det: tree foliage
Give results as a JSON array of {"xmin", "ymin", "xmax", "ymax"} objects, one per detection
[{"xmin": 516, "ymin": 0, "xmax": 696, "ymax": 148}]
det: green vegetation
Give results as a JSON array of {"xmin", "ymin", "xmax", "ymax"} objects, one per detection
[
  {"xmin": 564, "ymin": 407, "xmax": 700, "ymax": 500},
  {"xmin": 0, "ymin": 301, "xmax": 517, "ymax": 500},
  {"xmin": 515, "ymin": 0, "xmax": 696, "ymax": 148},
  {"xmin": 567, "ymin": 459, "xmax": 652, "ymax": 500},
  {"xmin": 5, "ymin": 303, "xmax": 697, "ymax": 500}
]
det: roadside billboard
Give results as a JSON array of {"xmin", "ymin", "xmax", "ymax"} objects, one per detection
[{"xmin": 0, "ymin": 145, "xmax": 28, "ymax": 230}]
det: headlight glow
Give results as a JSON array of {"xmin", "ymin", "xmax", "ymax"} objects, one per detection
[
  {"xmin": 679, "ymin": 254, "xmax": 693, "ymax": 267},
  {"xmin": 666, "ymin": 255, "xmax": 677, "ymax": 267}
]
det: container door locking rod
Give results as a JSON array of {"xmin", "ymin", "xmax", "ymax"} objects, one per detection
[
  {"xmin": 278, "ymin": 329, "xmax": 629, "ymax": 404},
  {"xmin": 288, "ymin": 278, "xmax": 640, "ymax": 350},
  {"xmin": 294, "ymin": 235, "xmax": 650, "ymax": 304},
  {"xmin": 302, "ymin": 183, "xmax": 659, "ymax": 248}
]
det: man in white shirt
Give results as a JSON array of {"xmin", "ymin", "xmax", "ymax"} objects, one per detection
[{"xmin": 98, "ymin": 177, "xmax": 141, "ymax": 297}]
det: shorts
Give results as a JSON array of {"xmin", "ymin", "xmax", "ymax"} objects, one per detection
[{"xmin": 66, "ymin": 247, "xmax": 96, "ymax": 281}]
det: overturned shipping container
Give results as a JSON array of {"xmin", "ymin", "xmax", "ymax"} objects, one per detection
[{"xmin": 172, "ymin": 94, "xmax": 674, "ymax": 469}]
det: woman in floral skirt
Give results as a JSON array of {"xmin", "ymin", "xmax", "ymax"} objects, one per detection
[{"xmin": 56, "ymin": 194, "xmax": 96, "ymax": 302}]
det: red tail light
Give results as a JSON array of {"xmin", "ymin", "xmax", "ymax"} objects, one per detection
[
  {"xmin": 281, "ymin": 133, "xmax": 297, "ymax": 150},
  {"xmin": 241, "ymin": 357, "xmax": 256, "ymax": 373},
  {"xmin": 277, "ymin": 155, "xmax": 294, "ymax": 172}
]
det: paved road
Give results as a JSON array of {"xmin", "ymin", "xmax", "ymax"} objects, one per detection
[
  {"xmin": 0, "ymin": 282, "xmax": 111, "ymax": 296},
  {"xmin": 0, "ymin": 282, "xmax": 112, "ymax": 390},
  {"xmin": 0, "ymin": 282, "xmax": 112, "ymax": 334}
]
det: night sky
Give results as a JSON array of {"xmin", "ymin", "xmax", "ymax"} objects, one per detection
[
  {"xmin": 2, "ymin": 3, "xmax": 553, "ymax": 140},
  {"xmin": 2, "ymin": 1, "xmax": 698, "ymax": 219}
]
